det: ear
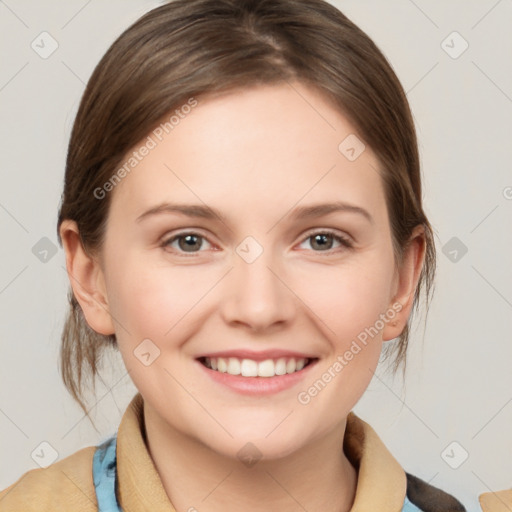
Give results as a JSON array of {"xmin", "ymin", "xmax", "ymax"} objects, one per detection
[
  {"xmin": 382, "ymin": 225, "xmax": 427, "ymax": 342},
  {"xmin": 59, "ymin": 220, "xmax": 115, "ymax": 336}
]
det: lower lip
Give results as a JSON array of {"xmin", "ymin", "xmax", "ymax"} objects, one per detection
[{"xmin": 195, "ymin": 359, "xmax": 318, "ymax": 396}]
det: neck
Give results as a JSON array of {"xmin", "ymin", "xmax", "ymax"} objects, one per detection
[{"xmin": 143, "ymin": 405, "xmax": 357, "ymax": 512}]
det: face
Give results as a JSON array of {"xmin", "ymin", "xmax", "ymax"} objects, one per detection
[{"xmin": 92, "ymin": 82, "xmax": 406, "ymax": 459}]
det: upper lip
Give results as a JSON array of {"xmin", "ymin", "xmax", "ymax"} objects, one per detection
[{"xmin": 196, "ymin": 349, "xmax": 318, "ymax": 361}]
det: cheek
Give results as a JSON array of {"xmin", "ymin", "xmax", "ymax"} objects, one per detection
[
  {"xmin": 103, "ymin": 254, "xmax": 176, "ymax": 339},
  {"xmin": 103, "ymin": 257, "xmax": 198, "ymax": 391},
  {"xmin": 104, "ymin": 252, "xmax": 220, "ymax": 344},
  {"xmin": 292, "ymin": 255, "xmax": 395, "ymax": 344},
  {"xmin": 293, "ymin": 260, "xmax": 393, "ymax": 415}
]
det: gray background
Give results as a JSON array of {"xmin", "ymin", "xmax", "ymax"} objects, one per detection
[{"xmin": 1, "ymin": 1, "xmax": 511, "ymax": 510}]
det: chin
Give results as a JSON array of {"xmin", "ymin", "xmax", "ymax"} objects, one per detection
[
  {"xmin": 202, "ymin": 419, "xmax": 313, "ymax": 462},
  {"xmin": 211, "ymin": 436, "xmax": 306, "ymax": 464}
]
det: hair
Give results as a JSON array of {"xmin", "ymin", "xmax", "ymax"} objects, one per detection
[{"xmin": 57, "ymin": 0, "xmax": 436, "ymax": 417}]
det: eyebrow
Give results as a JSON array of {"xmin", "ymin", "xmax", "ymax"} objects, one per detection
[{"xmin": 135, "ymin": 200, "xmax": 373, "ymax": 225}]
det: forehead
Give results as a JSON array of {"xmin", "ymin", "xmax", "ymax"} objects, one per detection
[{"xmin": 109, "ymin": 82, "xmax": 386, "ymax": 225}]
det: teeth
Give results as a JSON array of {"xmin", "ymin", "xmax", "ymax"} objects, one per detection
[{"xmin": 202, "ymin": 357, "xmax": 309, "ymax": 377}]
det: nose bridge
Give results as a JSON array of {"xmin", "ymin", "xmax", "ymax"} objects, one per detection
[{"xmin": 221, "ymin": 235, "xmax": 295, "ymax": 329}]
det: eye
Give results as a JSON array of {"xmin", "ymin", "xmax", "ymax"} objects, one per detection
[
  {"xmin": 298, "ymin": 230, "xmax": 353, "ymax": 253},
  {"xmin": 162, "ymin": 231, "xmax": 214, "ymax": 254},
  {"xmin": 161, "ymin": 229, "xmax": 353, "ymax": 256}
]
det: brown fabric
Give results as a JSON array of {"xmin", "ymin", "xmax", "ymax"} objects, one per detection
[
  {"xmin": 405, "ymin": 473, "xmax": 466, "ymax": 512},
  {"xmin": 344, "ymin": 410, "xmax": 407, "ymax": 511},
  {"xmin": 115, "ymin": 395, "xmax": 409, "ymax": 511},
  {"xmin": 116, "ymin": 393, "xmax": 176, "ymax": 510},
  {"xmin": 0, "ymin": 392, "xmax": 469, "ymax": 511},
  {"xmin": 479, "ymin": 489, "xmax": 512, "ymax": 512},
  {"xmin": 0, "ymin": 445, "xmax": 97, "ymax": 511}
]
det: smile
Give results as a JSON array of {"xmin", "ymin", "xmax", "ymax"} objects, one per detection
[{"xmin": 198, "ymin": 356, "xmax": 315, "ymax": 377}]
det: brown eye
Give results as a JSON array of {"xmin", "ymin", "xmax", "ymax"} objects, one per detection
[
  {"xmin": 299, "ymin": 230, "xmax": 353, "ymax": 253},
  {"xmin": 163, "ymin": 232, "xmax": 212, "ymax": 253},
  {"xmin": 310, "ymin": 233, "xmax": 334, "ymax": 251}
]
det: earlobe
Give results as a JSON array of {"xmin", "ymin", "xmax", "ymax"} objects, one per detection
[
  {"xmin": 59, "ymin": 220, "xmax": 115, "ymax": 336},
  {"xmin": 382, "ymin": 225, "xmax": 427, "ymax": 342}
]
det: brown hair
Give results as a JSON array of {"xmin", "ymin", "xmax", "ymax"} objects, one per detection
[{"xmin": 57, "ymin": 0, "xmax": 436, "ymax": 417}]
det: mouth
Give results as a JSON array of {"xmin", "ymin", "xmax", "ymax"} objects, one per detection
[{"xmin": 197, "ymin": 356, "xmax": 318, "ymax": 378}]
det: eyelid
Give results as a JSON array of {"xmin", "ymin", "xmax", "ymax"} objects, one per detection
[
  {"xmin": 298, "ymin": 228, "xmax": 354, "ymax": 251},
  {"xmin": 161, "ymin": 229, "xmax": 217, "ymax": 254},
  {"xmin": 161, "ymin": 227, "xmax": 354, "ymax": 256},
  {"xmin": 301, "ymin": 227, "xmax": 353, "ymax": 242}
]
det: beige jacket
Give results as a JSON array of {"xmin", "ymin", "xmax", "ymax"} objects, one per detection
[{"xmin": 0, "ymin": 393, "xmax": 494, "ymax": 511}]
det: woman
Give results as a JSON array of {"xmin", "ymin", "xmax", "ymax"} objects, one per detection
[{"xmin": 1, "ymin": 0, "xmax": 483, "ymax": 509}]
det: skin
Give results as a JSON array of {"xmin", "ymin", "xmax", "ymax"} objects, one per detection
[{"xmin": 60, "ymin": 81, "xmax": 425, "ymax": 512}]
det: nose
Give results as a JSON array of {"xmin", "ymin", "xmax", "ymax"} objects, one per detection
[{"xmin": 219, "ymin": 245, "xmax": 296, "ymax": 333}]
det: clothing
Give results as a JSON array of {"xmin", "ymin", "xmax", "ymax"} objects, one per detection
[
  {"xmin": 0, "ymin": 392, "xmax": 471, "ymax": 511},
  {"xmin": 90, "ymin": 433, "xmax": 425, "ymax": 512},
  {"xmin": 479, "ymin": 490, "xmax": 512, "ymax": 512}
]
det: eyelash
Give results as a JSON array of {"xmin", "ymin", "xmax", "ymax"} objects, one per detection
[{"xmin": 161, "ymin": 229, "xmax": 354, "ymax": 256}]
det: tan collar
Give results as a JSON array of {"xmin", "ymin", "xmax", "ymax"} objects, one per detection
[
  {"xmin": 479, "ymin": 490, "xmax": 512, "ymax": 512},
  {"xmin": 344, "ymin": 411, "xmax": 407, "ymax": 510},
  {"xmin": 117, "ymin": 393, "xmax": 175, "ymax": 510},
  {"xmin": 117, "ymin": 393, "xmax": 407, "ymax": 511}
]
